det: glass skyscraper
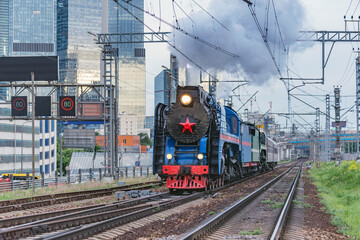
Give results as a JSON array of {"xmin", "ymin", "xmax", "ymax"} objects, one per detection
[
  {"xmin": 108, "ymin": 0, "xmax": 146, "ymax": 129},
  {"xmin": 154, "ymin": 70, "xmax": 169, "ymax": 108},
  {"xmin": 57, "ymin": 0, "xmax": 102, "ymax": 85},
  {"xmin": 0, "ymin": 0, "xmax": 9, "ymax": 57},
  {"xmin": 10, "ymin": 0, "xmax": 56, "ymax": 56}
]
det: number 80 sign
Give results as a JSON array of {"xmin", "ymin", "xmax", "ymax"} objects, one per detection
[{"xmin": 59, "ymin": 96, "xmax": 75, "ymax": 116}]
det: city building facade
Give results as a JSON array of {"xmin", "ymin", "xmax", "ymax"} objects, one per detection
[
  {"xmin": 119, "ymin": 113, "xmax": 137, "ymax": 135},
  {"xmin": 154, "ymin": 70, "xmax": 169, "ymax": 108},
  {"xmin": 107, "ymin": 0, "xmax": 146, "ymax": 129},
  {"xmin": 0, "ymin": 0, "xmax": 57, "ymax": 177},
  {"xmin": 57, "ymin": 0, "xmax": 102, "ymax": 86}
]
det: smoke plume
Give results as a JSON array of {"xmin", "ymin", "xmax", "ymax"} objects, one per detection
[{"xmin": 171, "ymin": 0, "xmax": 306, "ymax": 85}]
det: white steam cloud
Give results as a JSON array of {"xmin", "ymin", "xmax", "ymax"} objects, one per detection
[{"xmin": 171, "ymin": 0, "xmax": 307, "ymax": 85}]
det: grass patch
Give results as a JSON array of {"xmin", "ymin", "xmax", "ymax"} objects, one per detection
[
  {"xmin": 261, "ymin": 199, "xmax": 284, "ymax": 209},
  {"xmin": 309, "ymin": 160, "xmax": 360, "ymax": 238},
  {"xmin": 261, "ymin": 199, "xmax": 273, "ymax": 204},
  {"xmin": 271, "ymin": 202, "xmax": 284, "ymax": 209},
  {"xmin": 208, "ymin": 211, "xmax": 216, "ymax": 215},
  {"xmin": 239, "ymin": 228, "xmax": 262, "ymax": 235}
]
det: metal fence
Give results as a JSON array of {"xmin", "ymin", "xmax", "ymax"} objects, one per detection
[
  {"xmin": 0, "ymin": 166, "xmax": 154, "ymax": 193},
  {"xmin": 68, "ymin": 150, "xmax": 153, "ymax": 175}
]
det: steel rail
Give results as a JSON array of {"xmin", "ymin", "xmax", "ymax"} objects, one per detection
[
  {"xmin": 270, "ymin": 163, "xmax": 303, "ymax": 240},
  {"xmin": 0, "ymin": 192, "xmax": 170, "ymax": 229},
  {"xmin": 41, "ymin": 193, "xmax": 204, "ymax": 240},
  {"xmin": 40, "ymin": 162, "xmax": 296, "ymax": 240},
  {"xmin": 0, "ymin": 162, "xmax": 295, "ymax": 239},
  {"xmin": 178, "ymin": 164, "xmax": 296, "ymax": 240},
  {"xmin": 0, "ymin": 180, "xmax": 161, "ymax": 207}
]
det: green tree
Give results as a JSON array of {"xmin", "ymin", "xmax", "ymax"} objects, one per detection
[
  {"xmin": 138, "ymin": 133, "xmax": 152, "ymax": 147},
  {"xmin": 56, "ymin": 139, "xmax": 74, "ymax": 176}
]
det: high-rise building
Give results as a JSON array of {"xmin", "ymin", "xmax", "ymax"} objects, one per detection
[
  {"xmin": 57, "ymin": 0, "xmax": 102, "ymax": 85},
  {"xmin": 154, "ymin": 70, "xmax": 169, "ymax": 108},
  {"xmin": 10, "ymin": 0, "xmax": 56, "ymax": 56},
  {"xmin": 0, "ymin": 0, "xmax": 9, "ymax": 101},
  {"xmin": 0, "ymin": 0, "xmax": 9, "ymax": 57},
  {"xmin": 154, "ymin": 55, "xmax": 179, "ymax": 108},
  {"xmin": 0, "ymin": 0, "xmax": 57, "ymax": 177},
  {"xmin": 107, "ymin": 0, "xmax": 146, "ymax": 129}
]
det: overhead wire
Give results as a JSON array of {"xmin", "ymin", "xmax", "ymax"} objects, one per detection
[
  {"xmin": 190, "ymin": 0, "xmax": 230, "ymax": 31},
  {"xmin": 118, "ymin": 0, "xmax": 239, "ymax": 58},
  {"xmin": 114, "ymin": 0, "xmax": 219, "ymax": 82},
  {"xmin": 345, "ymin": 0, "xmax": 354, "ymax": 16},
  {"xmin": 337, "ymin": 49, "xmax": 354, "ymax": 85},
  {"xmin": 352, "ymin": 0, "xmax": 360, "ymax": 16}
]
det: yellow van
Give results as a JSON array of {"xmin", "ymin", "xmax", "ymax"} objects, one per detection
[{"xmin": 0, "ymin": 173, "xmax": 40, "ymax": 182}]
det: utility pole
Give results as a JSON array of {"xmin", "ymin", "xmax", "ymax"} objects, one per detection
[
  {"xmin": 334, "ymin": 87, "xmax": 341, "ymax": 161},
  {"xmin": 314, "ymin": 108, "xmax": 320, "ymax": 162},
  {"xmin": 356, "ymin": 53, "xmax": 360, "ymax": 157},
  {"xmin": 325, "ymin": 94, "xmax": 331, "ymax": 161},
  {"xmin": 208, "ymin": 74, "xmax": 217, "ymax": 99}
]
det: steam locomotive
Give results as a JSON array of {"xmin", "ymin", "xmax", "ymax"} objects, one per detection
[{"xmin": 153, "ymin": 86, "xmax": 279, "ymax": 191}]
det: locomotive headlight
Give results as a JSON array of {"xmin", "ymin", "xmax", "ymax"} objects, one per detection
[
  {"xmin": 166, "ymin": 153, "xmax": 173, "ymax": 160},
  {"xmin": 180, "ymin": 94, "xmax": 192, "ymax": 106},
  {"xmin": 197, "ymin": 153, "xmax": 204, "ymax": 160}
]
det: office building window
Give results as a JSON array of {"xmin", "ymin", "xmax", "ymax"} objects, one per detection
[{"xmin": 45, "ymin": 120, "xmax": 49, "ymax": 133}]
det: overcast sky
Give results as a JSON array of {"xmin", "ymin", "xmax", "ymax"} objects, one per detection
[{"xmin": 141, "ymin": 0, "xmax": 357, "ymax": 133}]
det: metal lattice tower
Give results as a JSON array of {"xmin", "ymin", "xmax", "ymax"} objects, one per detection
[
  {"xmin": 103, "ymin": 45, "xmax": 116, "ymax": 175},
  {"xmin": 96, "ymin": 32, "xmax": 169, "ymax": 176},
  {"xmin": 325, "ymin": 94, "xmax": 331, "ymax": 161},
  {"xmin": 334, "ymin": 87, "xmax": 341, "ymax": 160}
]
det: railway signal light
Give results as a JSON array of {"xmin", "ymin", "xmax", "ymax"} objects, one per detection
[
  {"xmin": 11, "ymin": 96, "xmax": 27, "ymax": 116},
  {"xmin": 59, "ymin": 96, "xmax": 76, "ymax": 117}
]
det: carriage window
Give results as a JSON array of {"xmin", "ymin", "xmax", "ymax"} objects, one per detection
[
  {"xmin": 249, "ymin": 128, "xmax": 255, "ymax": 136},
  {"xmin": 260, "ymin": 133, "xmax": 266, "ymax": 144},
  {"xmin": 232, "ymin": 117, "xmax": 238, "ymax": 135}
]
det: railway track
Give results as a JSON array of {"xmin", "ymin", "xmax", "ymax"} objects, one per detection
[
  {"xmin": 0, "ymin": 192, "xmax": 175, "ymax": 239},
  {"xmin": 35, "ymin": 163, "xmax": 296, "ymax": 240},
  {"xmin": 0, "ymin": 162, "xmax": 297, "ymax": 239},
  {"xmin": 0, "ymin": 181, "xmax": 161, "ymax": 213},
  {"xmin": 179, "ymin": 162, "xmax": 302, "ymax": 240}
]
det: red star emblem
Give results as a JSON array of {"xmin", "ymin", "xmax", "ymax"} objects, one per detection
[{"xmin": 179, "ymin": 117, "xmax": 196, "ymax": 134}]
